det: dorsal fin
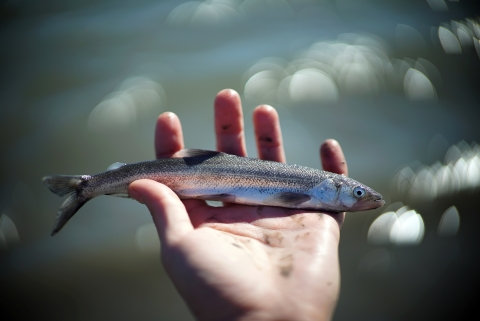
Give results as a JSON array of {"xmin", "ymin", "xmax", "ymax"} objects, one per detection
[
  {"xmin": 172, "ymin": 149, "xmax": 223, "ymax": 158},
  {"xmin": 107, "ymin": 162, "xmax": 126, "ymax": 171}
]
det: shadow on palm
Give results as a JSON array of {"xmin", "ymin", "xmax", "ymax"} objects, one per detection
[{"xmin": 183, "ymin": 199, "xmax": 343, "ymax": 246}]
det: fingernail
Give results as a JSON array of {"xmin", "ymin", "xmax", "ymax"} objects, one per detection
[
  {"xmin": 256, "ymin": 104, "xmax": 274, "ymax": 112},
  {"xmin": 221, "ymin": 88, "xmax": 238, "ymax": 96},
  {"xmin": 161, "ymin": 111, "xmax": 175, "ymax": 119}
]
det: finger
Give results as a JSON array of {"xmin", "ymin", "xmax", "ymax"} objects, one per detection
[
  {"xmin": 155, "ymin": 112, "xmax": 184, "ymax": 159},
  {"xmin": 320, "ymin": 139, "xmax": 348, "ymax": 176},
  {"xmin": 320, "ymin": 139, "xmax": 348, "ymax": 227},
  {"xmin": 154, "ymin": 112, "xmax": 208, "ymax": 207},
  {"xmin": 214, "ymin": 89, "xmax": 247, "ymax": 156},
  {"xmin": 253, "ymin": 105, "xmax": 286, "ymax": 163},
  {"xmin": 129, "ymin": 180, "xmax": 193, "ymax": 245}
]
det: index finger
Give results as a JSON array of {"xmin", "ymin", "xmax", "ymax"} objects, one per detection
[{"xmin": 155, "ymin": 112, "xmax": 184, "ymax": 159}]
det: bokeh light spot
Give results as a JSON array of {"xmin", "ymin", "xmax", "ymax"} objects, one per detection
[
  {"xmin": 404, "ymin": 68, "xmax": 436, "ymax": 101},
  {"xmin": 437, "ymin": 206, "xmax": 460, "ymax": 237},
  {"xmin": 135, "ymin": 223, "xmax": 160, "ymax": 255},
  {"xmin": 244, "ymin": 70, "xmax": 282, "ymax": 104},
  {"xmin": 0, "ymin": 212, "xmax": 20, "ymax": 251},
  {"xmin": 389, "ymin": 209, "xmax": 425, "ymax": 245},
  {"xmin": 289, "ymin": 68, "xmax": 338, "ymax": 103},
  {"xmin": 368, "ymin": 205, "xmax": 425, "ymax": 246},
  {"xmin": 426, "ymin": 0, "xmax": 448, "ymax": 12},
  {"xmin": 438, "ymin": 26, "xmax": 462, "ymax": 54},
  {"xmin": 368, "ymin": 211, "xmax": 397, "ymax": 245},
  {"xmin": 244, "ymin": 33, "xmax": 441, "ymax": 105},
  {"xmin": 392, "ymin": 142, "xmax": 480, "ymax": 201},
  {"xmin": 88, "ymin": 77, "xmax": 165, "ymax": 132}
]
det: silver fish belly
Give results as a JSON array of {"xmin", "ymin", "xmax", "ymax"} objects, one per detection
[{"xmin": 43, "ymin": 149, "xmax": 384, "ymax": 235}]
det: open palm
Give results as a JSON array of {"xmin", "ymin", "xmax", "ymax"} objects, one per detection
[{"xmin": 129, "ymin": 89, "xmax": 348, "ymax": 321}]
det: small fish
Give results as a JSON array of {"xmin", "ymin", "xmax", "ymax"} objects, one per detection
[{"xmin": 43, "ymin": 149, "xmax": 384, "ymax": 235}]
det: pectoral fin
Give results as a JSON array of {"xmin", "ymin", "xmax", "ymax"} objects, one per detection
[
  {"xmin": 267, "ymin": 192, "xmax": 311, "ymax": 207},
  {"xmin": 107, "ymin": 193, "xmax": 130, "ymax": 198},
  {"xmin": 196, "ymin": 193, "xmax": 236, "ymax": 203}
]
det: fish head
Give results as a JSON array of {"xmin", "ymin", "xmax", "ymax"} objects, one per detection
[
  {"xmin": 311, "ymin": 176, "xmax": 384, "ymax": 212},
  {"xmin": 344, "ymin": 182, "xmax": 385, "ymax": 211}
]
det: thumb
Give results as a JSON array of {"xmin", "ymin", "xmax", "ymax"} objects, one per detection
[{"xmin": 128, "ymin": 179, "xmax": 193, "ymax": 245}]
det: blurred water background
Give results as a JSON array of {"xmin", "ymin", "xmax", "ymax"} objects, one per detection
[{"xmin": 1, "ymin": 0, "xmax": 480, "ymax": 320}]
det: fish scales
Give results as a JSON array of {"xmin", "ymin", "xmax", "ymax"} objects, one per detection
[
  {"xmin": 43, "ymin": 149, "xmax": 384, "ymax": 235},
  {"xmin": 86, "ymin": 155, "xmax": 321, "ymax": 197}
]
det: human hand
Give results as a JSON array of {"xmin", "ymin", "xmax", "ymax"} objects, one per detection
[{"xmin": 128, "ymin": 89, "xmax": 348, "ymax": 321}]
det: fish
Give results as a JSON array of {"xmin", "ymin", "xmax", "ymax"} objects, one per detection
[{"xmin": 43, "ymin": 149, "xmax": 384, "ymax": 235}]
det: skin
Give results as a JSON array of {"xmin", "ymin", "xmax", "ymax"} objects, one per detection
[{"xmin": 128, "ymin": 89, "xmax": 348, "ymax": 321}]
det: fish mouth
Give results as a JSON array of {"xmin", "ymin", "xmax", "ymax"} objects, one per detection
[
  {"xmin": 371, "ymin": 194, "xmax": 385, "ymax": 208},
  {"xmin": 351, "ymin": 196, "xmax": 385, "ymax": 211}
]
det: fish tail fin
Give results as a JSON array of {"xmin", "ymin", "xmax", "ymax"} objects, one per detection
[
  {"xmin": 42, "ymin": 175, "xmax": 90, "ymax": 236},
  {"xmin": 50, "ymin": 194, "xmax": 89, "ymax": 236},
  {"xmin": 43, "ymin": 175, "xmax": 83, "ymax": 196}
]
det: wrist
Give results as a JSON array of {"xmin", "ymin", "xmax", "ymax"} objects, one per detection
[
  {"xmin": 222, "ymin": 302, "xmax": 333, "ymax": 321},
  {"xmin": 229, "ymin": 310, "xmax": 331, "ymax": 321}
]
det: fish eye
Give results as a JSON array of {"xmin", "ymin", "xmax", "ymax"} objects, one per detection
[{"xmin": 353, "ymin": 186, "xmax": 365, "ymax": 198}]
